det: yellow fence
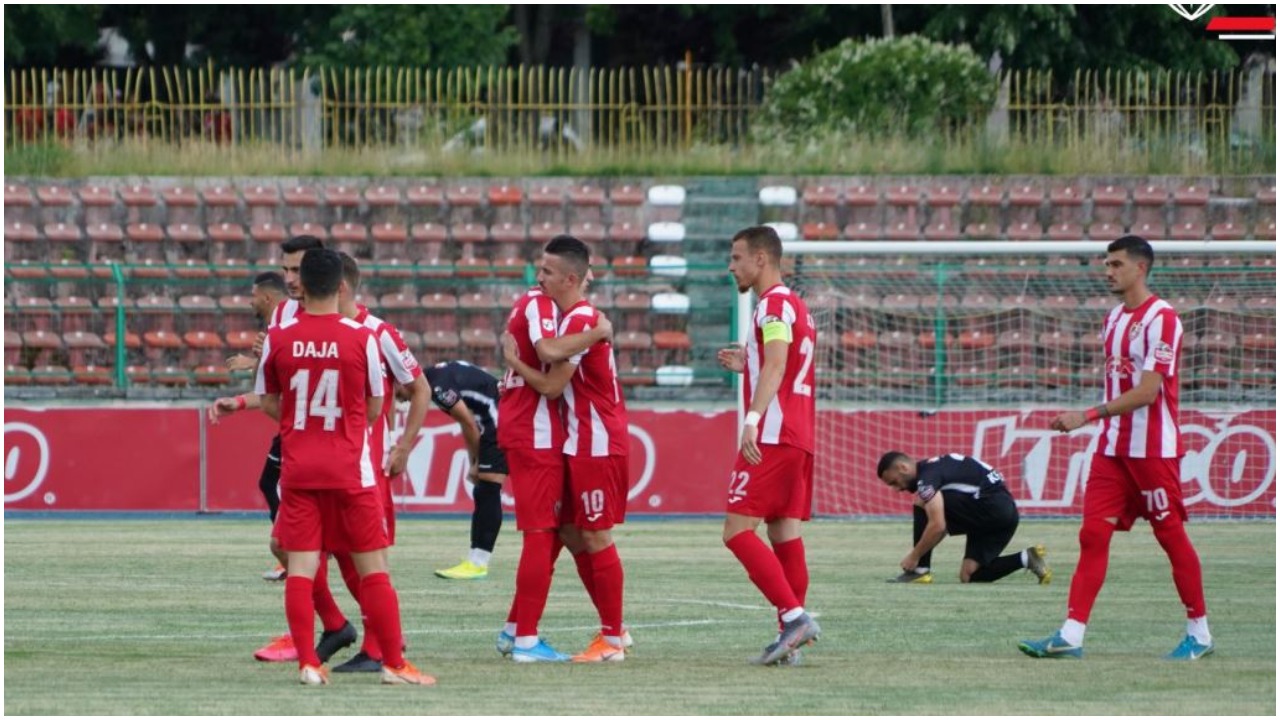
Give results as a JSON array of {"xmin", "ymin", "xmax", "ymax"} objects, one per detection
[{"xmin": 6, "ymin": 65, "xmax": 1275, "ymax": 155}]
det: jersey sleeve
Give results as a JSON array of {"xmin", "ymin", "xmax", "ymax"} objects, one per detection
[
  {"xmin": 915, "ymin": 461, "xmax": 943, "ymax": 503},
  {"xmin": 255, "ymin": 333, "xmax": 277, "ymax": 395},
  {"xmin": 525, "ymin": 295, "xmax": 559, "ymax": 346},
  {"xmin": 1142, "ymin": 308, "xmax": 1181, "ymax": 376},
  {"xmin": 560, "ymin": 313, "xmax": 592, "ymax": 366},
  {"xmin": 424, "ymin": 368, "xmax": 461, "ymax": 411},
  {"xmin": 757, "ymin": 296, "xmax": 796, "ymax": 344},
  {"xmin": 377, "ymin": 325, "xmax": 422, "ymax": 385},
  {"xmin": 364, "ymin": 334, "xmax": 385, "ymax": 397}
]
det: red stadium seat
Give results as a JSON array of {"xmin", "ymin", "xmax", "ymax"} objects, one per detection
[
  {"xmin": 283, "ymin": 185, "xmax": 321, "ymax": 208},
  {"xmin": 490, "ymin": 183, "xmax": 526, "ymax": 207},
  {"xmin": 201, "ymin": 185, "xmax": 239, "ymax": 208},
  {"xmin": 365, "ymin": 185, "xmax": 403, "ymax": 207},
  {"xmin": 324, "ymin": 184, "xmax": 362, "ymax": 208},
  {"xmin": 242, "ymin": 183, "xmax": 281, "ymax": 208}
]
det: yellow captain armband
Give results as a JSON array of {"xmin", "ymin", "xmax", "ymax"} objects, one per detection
[{"xmin": 761, "ymin": 318, "xmax": 792, "ymax": 344}]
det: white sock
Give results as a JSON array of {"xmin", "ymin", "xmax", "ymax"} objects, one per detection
[
  {"xmin": 1060, "ymin": 619, "xmax": 1086, "ymax": 647},
  {"xmin": 514, "ymin": 635, "xmax": 538, "ymax": 650},
  {"xmin": 915, "ymin": 566, "xmax": 930, "ymax": 575},
  {"xmin": 1187, "ymin": 616, "xmax": 1212, "ymax": 645},
  {"xmin": 503, "ymin": 622, "xmax": 517, "ymax": 636},
  {"xmin": 469, "ymin": 548, "xmax": 492, "ymax": 567},
  {"xmin": 1020, "ymin": 549, "xmax": 1028, "ymax": 567},
  {"xmin": 603, "ymin": 635, "xmax": 623, "ymax": 648},
  {"xmin": 780, "ymin": 607, "xmax": 805, "ymax": 623}
]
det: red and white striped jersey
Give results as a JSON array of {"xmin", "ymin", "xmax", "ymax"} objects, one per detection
[
  {"xmin": 744, "ymin": 284, "xmax": 816, "ymax": 452},
  {"xmin": 497, "ymin": 288, "xmax": 565, "ymax": 451},
  {"xmin": 559, "ymin": 300, "xmax": 628, "ymax": 457},
  {"xmin": 268, "ymin": 298, "xmax": 302, "ymax": 329},
  {"xmin": 1097, "ymin": 295, "xmax": 1184, "ymax": 458},
  {"xmin": 255, "ymin": 312, "xmax": 384, "ymax": 490},
  {"xmin": 353, "ymin": 305, "xmax": 423, "ymax": 475}
]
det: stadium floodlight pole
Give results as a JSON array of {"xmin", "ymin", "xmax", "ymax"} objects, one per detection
[{"xmin": 779, "ymin": 240, "xmax": 1277, "ymax": 256}]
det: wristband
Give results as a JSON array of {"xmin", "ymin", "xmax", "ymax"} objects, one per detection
[
  {"xmin": 744, "ymin": 411, "xmax": 762, "ymax": 427},
  {"xmin": 235, "ymin": 395, "xmax": 247, "ymax": 411},
  {"xmin": 1084, "ymin": 406, "xmax": 1102, "ymax": 422}
]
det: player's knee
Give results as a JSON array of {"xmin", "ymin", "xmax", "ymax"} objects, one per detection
[{"xmin": 1079, "ymin": 517, "xmax": 1116, "ymax": 552}]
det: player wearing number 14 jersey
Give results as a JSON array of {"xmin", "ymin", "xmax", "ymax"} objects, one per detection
[
  {"xmin": 256, "ymin": 248, "xmax": 432, "ymax": 686},
  {"xmin": 717, "ymin": 226, "xmax": 820, "ymax": 667}
]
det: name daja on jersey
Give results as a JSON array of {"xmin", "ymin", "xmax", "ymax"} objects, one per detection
[{"xmin": 292, "ymin": 341, "xmax": 339, "ymax": 359}]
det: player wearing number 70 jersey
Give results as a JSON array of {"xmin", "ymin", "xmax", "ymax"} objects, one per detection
[
  {"xmin": 1020, "ymin": 235, "xmax": 1212, "ymax": 662},
  {"xmin": 717, "ymin": 225, "xmax": 820, "ymax": 667}
]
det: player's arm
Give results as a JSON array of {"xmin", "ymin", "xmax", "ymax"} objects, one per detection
[
  {"xmin": 253, "ymin": 333, "xmax": 280, "ymax": 421},
  {"xmin": 501, "ymin": 331, "xmax": 577, "ymax": 399},
  {"xmin": 902, "ymin": 492, "xmax": 947, "ymax": 572},
  {"xmin": 533, "ymin": 313, "xmax": 613, "ymax": 364},
  {"xmin": 207, "ymin": 391, "xmax": 262, "ymax": 424},
  {"xmin": 364, "ymin": 334, "xmax": 386, "ymax": 424},
  {"xmin": 385, "ymin": 374, "xmax": 429, "ymax": 476},
  {"xmin": 740, "ymin": 321, "xmax": 791, "ymax": 464},
  {"xmin": 448, "ymin": 401, "xmax": 483, "ymax": 477}
]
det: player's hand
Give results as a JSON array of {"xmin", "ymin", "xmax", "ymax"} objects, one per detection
[
  {"xmin": 1050, "ymin": 411, "xmax": 1087, "ymax": 433},
  {"xmin": 718, "ymin": 344, "xmax": 745, "ymax": 373},
  {"xmin": 207, "ymin": 396, "xmax": 239, "ymax": 424},
  {"xmin": 900, "ymin": 554, "xmax": 919, "ymax": 573},
  {"xmin": 385, "ymin": 442, "xmax": 412, "ymax": 477},
  {"xmin": 467, "ymin": 462, "xmax": 479, "ymax": 483},
  {"xmin": 594, "ymin": 312, "xmax": 614, "ymax": 343},
  {"xmin": 251, "ymin": 331, "xmax": 267, "ymax": 358},
  {"xmin": 739, "ymin": 423, "xmax": 762, "ymax": 465},
  {"xmin": 500, "ymin": 331, "xmax": 518, "ymax": 363},
  {"xmin": 225, "ymin": 353, "xmax": 257, "ymax": 372}
]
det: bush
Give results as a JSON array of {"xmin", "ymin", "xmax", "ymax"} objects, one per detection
[{"xmin": 755, "ymin": 35, "xmax": 998, "ymax": 142}]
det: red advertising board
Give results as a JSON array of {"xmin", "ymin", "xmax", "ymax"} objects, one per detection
[{"xmin": 5, "ymin": 406, "xmax": 1275, "ymax": 517}]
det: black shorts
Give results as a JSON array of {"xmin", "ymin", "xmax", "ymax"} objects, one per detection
[
  {"xmin": 476, "ymin": 433, "xmax": 508, "ymax": 476},
  {"xmin": 946, "ymin": 490, "xmax": 1019, "ymax": 567}
]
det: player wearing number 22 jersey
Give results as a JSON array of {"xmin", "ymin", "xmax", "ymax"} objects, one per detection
[{"xmin": 720, "ymin": 225, "xmax": 821, "ymax": 667}]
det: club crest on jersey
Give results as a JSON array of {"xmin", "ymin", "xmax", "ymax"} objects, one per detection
[
  {"xmin": 292, "ymin": 340, "xmax": 338, "ymax": 358},
  {"xmin": 399, "ymin": 348, "xmax": 419, "ymax": 370},
  {"xmin": 1129, "ymin": 323, "xmax": 1144, "ymax": 340},
  {"xmin": 542, "ymin": 318, "xmax": 556, "ymax": 332},
  {"xmin": 1153, "ymin": 341, "xmax": 1175, "ymax": 364}
]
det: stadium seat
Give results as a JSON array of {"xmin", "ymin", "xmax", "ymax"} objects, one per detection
[
  {"xmin": 804, "ymin": 222, "xmax": 841, "ymax": 240},
  {"xmin": 5, "ymin": 183, "xmax": 35, "ymax": 208},
  {"xmin": 1210, "ymin": 222, "xmax": 1247, "ymax": 241},
  {"xmin": 1168, "ymin": 221, "xmax": 1206, "ymax": 240},
  {"xmin": 1006, "ymin": 222, "xmax": 1044, "ymax": 241},
  {"xmin": 924, "ymin": 183, "xmax": 962, "ymax": 224},
  {"xmin": 36, "ymin": 184, "xmax": 75, "ymax": 208},
  {"xmin": 884, "ymin": 216, "xmax": 920, "ymax": 241},
  {"xmin": 22, "ymin": 330, "xmax": 62, "ymax": 366},
  {"xmin": 225, "ymin": 330, "xmax": 257, "ymax": 351},
  {"xmin": 151, "ymin": 365, "xmax": 191, "ymax": 387},
  {"xmin": 200, "ymin": 184, "xmax": 239, "ymax": 208},
  {"xmin": 923, "ymin": 220, "xmax": 961, "ymax": 241},
  {"xmin": 4, "ymin": 330, "xmax": 22, "ymax": 365},
  {"xmin": 1085, "ymin": 221, "xmax": 1122, "ymax": 241},
  {"xmin": 1173, "ymin": 183, "xmax": 1210, "ymax": 224},
  {"xmin": 965, "ymin": 183, "xmax": 1003, "ymax": 225},
  {"xmin": 1132, "ymin": 183, "xmax": 1169, "ymax": 227},
  {"xmin": 460, "ymin": 327, "xmax": 498, "ymax": 365},
  {"xmin": 183, "ymin": 330, "xmax": 225, "ymax": 366},
  {"xmin": 289, "ymin": 221, "xmax": 328, "ymax": 242},
  {"xmin": 963, "ymin": 222, "xmax": 999, "ymax": 240},
  {"xmin": 1047, "ymin": 222, "xmax": 1086, "ymax": 241},
  {"xmin": 330, "ymin": 221, "xmax": 368, "ymax": 254},
  {"xmin": 422, "ymin": 328, "xmax": 461, "ymax": 352},
  {"xmin": 13, "ymin": 297, "xmax": 55, "ymax": 332},
  {"xmin": 1254, "ymin": 221, "xmax": 1275, "ymax": 240},
  {"xmin": 1008, "ymin": 183, "xmax": 1045, "ymax": 225},
  {"xmin": 406, "ymin": 183, "xmax": 445, "ymax": 208},
  {"xmin": 447, "ymin": 184, "xmax": 484, "ymax": 208},
  {"xmin": 120, "ymin": 183, "xmax": 159, "ymax": 210},
  {"xmin": 1089, "ymin": 183, "xmax": 1128, "ymax": 224},
  {"xmin": 242, "ymin": 183, "xmax": 281, "ymax": 210},
  {"xmin": 79, "ymin": 184, "xmax": 118, "ymax": 221},
  {"xmin": 72, "ymin": 364, "xmax": 113, "ymax": 386},
  {"xmin": 1049, "ymin": 183, "xmax": 1086, "ymax": 223},
  {"xmin": 609, "ymin": 183, "xmax": 645, "ymax": 207},
  {"xmin": 5, "ymin": 364, "xmax": 31, "ymax": 386},
  {"xmin": 452, "ymin": 222, "xmax": 486, "ymax": 245},
  {"xmin": 325, "ymin": 184, "xmax": 362, "ymax": 211},
  {"xmin": 283, "ymin": 184, "xmax": 321, "ymax": 208}
]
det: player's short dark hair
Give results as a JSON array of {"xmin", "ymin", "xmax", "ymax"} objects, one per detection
[
  {"xmin": 733, "ymin": 225, "xmax": 783, "ymax": 265},
  {"xmin": 544, "ymin": 234, "xmax": 590, "ymax": 279},
  {"xmin": 252, "ymin": 271, "xmax": 287, "ymax": 296},
  {"xmin": 1107, "ymin": 234, "xmax": 1155, "ymax": 274},
  {"xmin": 877, "ymin": 450, "xmax": 911, "ymax": 478},
  {"xmin": 299, "ymin": 248, "xmax": 343, "ymax": 299},
  {"xmin": 337, "ymin": 251, "xmax": 361, "ymax": 292},
  {"xmin": 281, "ymin": 234, "xmax": 325, "ymax": 254}
]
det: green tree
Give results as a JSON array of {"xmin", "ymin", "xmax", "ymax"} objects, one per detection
[
  {"xmin": 298, "ymin": 5, "xmax": 517, "ymax": 68},
  {"xmin": 5, "ymin": 5, "xmax": 103, "ymax": 66}
]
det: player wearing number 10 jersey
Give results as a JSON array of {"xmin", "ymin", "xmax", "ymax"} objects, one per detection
[
  {"xmin": 717, "ymin": 225, "xmax": 820, "ymax": 667},
  {"xmin": 256, "ymin": 248, "xmax": 432, "ymax": 686}
]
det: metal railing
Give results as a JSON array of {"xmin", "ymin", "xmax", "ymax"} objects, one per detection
[{"xmin": 6, "ymin": 65, "xmax": 1274, "ymax": 158}]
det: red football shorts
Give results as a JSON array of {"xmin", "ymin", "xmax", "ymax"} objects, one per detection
[
  {"xmin": 275, "ymin": 486, "xmax": 390, "ymax": 553},
  {"xmin": 1085, "ymin": 454, "xmax": 1188, "ymax": 531},
  {"xmin": 507, "ymin": 448, "xmax": 566, "ymax": 531},
  {"xmin": 566, "ymin": 454, "xmax": 630, "ymax": 530},
  {"xmin": 377, "ymin": 470, "xmax": 396, "ymax": 545},
  {"xmin": 369, "ymin": 422, "xmax": 397, "ymax": 544},
  {"xmin": 727, "ymin": 444, "xmax": 814, "ymax": 522}
]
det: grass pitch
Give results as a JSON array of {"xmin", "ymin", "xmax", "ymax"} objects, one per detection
[{"xmin": 4, "ymin": 517, "xmax": 1275, "ymax": 715}]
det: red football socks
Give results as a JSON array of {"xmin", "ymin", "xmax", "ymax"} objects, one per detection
[
  {"xmin": 573, "ymin": 550, "xmax": 601, "ymax": 611},
  {"xmin": 726, "ymin": 531, "xmax": 800, "ymax": 615},
  {"xmin": 358, "ymin": 572, "xmax": 405, "ymax": 669},
  {"xmin": 285, "ymin": 576, "xmax": 321, "ymax": 667},
  {"xmin": 334, "ymin": 552, "xmax": 380, "ymax": 658},
  {"xmin": 515, "ymin": 531, "xmax": 556, "ymax": 637},
  {"xmin": 589, "ymin": 544, "xmax": 625, "ymax": 636},
  {"xmin": 772, "ymin": 537, "xmax": 809, "ymax": 607},
  {"xmin": 311, "ymin": 556, "xmax": 347, "ymax": 633},
  {"xmin": 1152, "ymin": 520, "xmax": 1208, "ymax": 618},
  {"xmin": 1067, "ymin": 517, "xmax": 1115, "ymax": 623}
]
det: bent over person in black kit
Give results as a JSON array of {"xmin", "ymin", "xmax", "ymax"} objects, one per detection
[{"xmin": 877, "ymin": 451, "xmax": 1052, "ymax": 585}]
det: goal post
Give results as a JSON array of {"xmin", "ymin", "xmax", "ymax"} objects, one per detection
[{"xmin": 733, "ymin": 240, "xmax": 1278, "ymax": 519}]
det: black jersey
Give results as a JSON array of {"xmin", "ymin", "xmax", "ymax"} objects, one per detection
[
  {"xmin": 424, "ymin": 361, "xmax": 500, "ymax": 438},
  {"xmin": 911, "ymin": 454, "xmax": 1008, "ymax": 501}
]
